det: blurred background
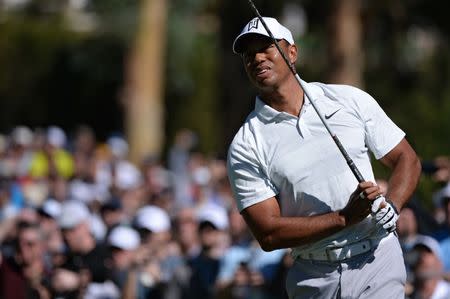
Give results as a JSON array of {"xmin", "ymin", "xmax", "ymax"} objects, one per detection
[{"xmin": 0, "ymin": 0, "xmax": 449, "ymax": 299}]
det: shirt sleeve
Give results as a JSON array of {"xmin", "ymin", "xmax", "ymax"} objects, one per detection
[
  {"xmin": 357, "ymin": 89, "xmax": 405, "ymax": 159},
  {"xmin": 227, "ymin": 136, "xmax": 278, "ymax": 212}
]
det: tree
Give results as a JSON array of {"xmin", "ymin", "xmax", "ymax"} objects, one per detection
[
  {"xmin": 123, "ymin": 0, "xmax": 168, "ymax": 163},
  {"xmin": 327, "ymin": 0, "xmax": 363, "ymax": 87}
]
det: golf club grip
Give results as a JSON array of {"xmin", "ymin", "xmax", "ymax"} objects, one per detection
[{"xmin": 331, "ymin": 135, "xmax": 365, "ymax": 183}]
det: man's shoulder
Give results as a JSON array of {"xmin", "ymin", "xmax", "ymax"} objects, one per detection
[
  {"xmin": 310, "ymin": 82, "xmax": 376, "ymax": 110},
  {"xmin": 311, "ymin": 82, "xmax": 369, "ymax": 99},
  {"xmin": 229, "ymin": 111, "xmax": 259, "ymax": 148}
]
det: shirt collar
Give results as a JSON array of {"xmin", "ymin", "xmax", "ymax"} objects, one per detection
[{"xmin": 254, "ymin": 80, "xmax": 324, "ymax": 122}]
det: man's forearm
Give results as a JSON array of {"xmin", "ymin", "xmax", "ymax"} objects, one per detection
[
  {"xmin": 383, "ymin": 142, "xmax": 422, "ymax": 210},
  {"xmin": 247, "ymin": 211, "xmax": 347, "ymax": 251}
]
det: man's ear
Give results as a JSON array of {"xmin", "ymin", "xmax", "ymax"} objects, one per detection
[{"xmin": 289, "ymin": 44, "xmax": 298, "ymax": 64}]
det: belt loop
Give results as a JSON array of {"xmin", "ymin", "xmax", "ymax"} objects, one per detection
[{"xmin": 325, "ymin": 248, "xmax": 332, "ymax": 262}]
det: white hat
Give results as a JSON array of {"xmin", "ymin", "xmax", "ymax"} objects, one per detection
[
  {"xmin": 69, "ymin": 180, "xmax": 96, "ymax": 203},
  {"xmin": 58, "ymin": 200, "xmax": 90, "ymax": 229},
  {"xmin": 412, "ymin": 235, "xmax": 443, "ymax": 262},
  {"xmin": 107, "ymin": 136, "xmax": 129, "ymax": 159},
  {"xmin": 47, "ymin": 126, "xmax": 67, "ymax": 148},
  {"xmin": 135, "ymin": 205, "xmax": 171, "ymax": 233},
  {"xmin": 11, "ymin": 126, "xmax": 33, "ymax": 146},
  {"xmin": 233, "ymin": 17, "xmax": 294, "ymax": 54},
  {"xmin": 196, "ymin": 203, "xmax": 229, "ymax": 230},
  {"xmin": 108, "ymin": 226, "xmax": 140, "ymax": 250},
  {"xmin": 40, "ymin": 199, "xmax": 62, "ymax": 219},
  {"xmin": 115, "ymin": 161, "xmax": 143, "ymax": 190}
]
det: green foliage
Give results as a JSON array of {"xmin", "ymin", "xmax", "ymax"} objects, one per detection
[{"xmin": 0, "ymin": 15, "xmax": 125, "ymax": 138}]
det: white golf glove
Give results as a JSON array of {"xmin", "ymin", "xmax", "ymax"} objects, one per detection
[{"xmin": 374, "ymin": 199, "xmax": 399, "ymax": 233}]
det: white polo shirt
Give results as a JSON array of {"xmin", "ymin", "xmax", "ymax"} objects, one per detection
[{"xmin": 227, "ymin": 81, "xmax": 405, "ymax": 253}]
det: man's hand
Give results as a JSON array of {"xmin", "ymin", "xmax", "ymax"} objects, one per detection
[
  {"xmin": 340, "ymin": 182, "xmax": 382, "ymax": 226},
  {"xmin": 374, "ymin": 200, "xmax": 399, "ymax": 232}
]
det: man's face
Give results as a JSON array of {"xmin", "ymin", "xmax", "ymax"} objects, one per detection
[
  {"xmin": 18, "ymin": 227, "xmax": 44, "ymax": 265},
  {"xmin": 240, "ymin": 35, "xmax": 296, "ymax": 92}
]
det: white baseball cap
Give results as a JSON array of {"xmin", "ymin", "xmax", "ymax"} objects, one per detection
[
  {"xmin": 47, "ymin": 126, "xmax": 67, "ymax": 148},
  {"xmin": 58, "ymin": 200, "xmax": 90, "ymax": 229},
  {"xmin": 134, "ymin": 205, "xmax": 171, "ymax": 233},
  {"xmin": 196, "ymin": 203, "xmax": 229, "ymax": 231},
  {"xmin": 108, "ymin": 226, "xmax": 140, "ymax": 250},
  {"xmin": 233, "ymin": 17, "xmax": 294, "ymax": 54},
  {"xmin": 412, "ymin": 235, "xmax": 443, "ymax": 262},
  {"xmin": 39, "ymin": 199, "xmax": 62, "ymax": 219}
]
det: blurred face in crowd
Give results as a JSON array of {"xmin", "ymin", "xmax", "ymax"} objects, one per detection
[
  {"xmin": 199, "ymin": 222, "xmax": 225, "ymax": 250},
  {"xmin": 61, "ymin": 221, "xmax": 92, "ymax": 253},
  {"xmin": 17, "ymin": 226, "xmax": 44, "ymax": 265},
  {"xmin": 175, "ymin": 208, "xmax": 199, "ymax": 249},
  {"xmin": 102, "ymin": 209, "xmax": 123, "ymax": 229},
  {"xmin": 397, "ymin": 207, "xmax": 418, "ymax": 238},
  {"xmin": 229, "ymin": 207, "xmax": 248, "ymax": 241},
  {"xmin": 49, "ymin": 177, "xmax": 68, "ymax": 202},
  {"xmin": 111, "ymin": 248, "xmax": 135, "ymax": 270},
  {"xmin": 121, "ymin": 186, "xmax": 146, "ymax": 218},
  {"xmin": 413, "ymin": 250, "xmax": 443, "ymax": 298}
]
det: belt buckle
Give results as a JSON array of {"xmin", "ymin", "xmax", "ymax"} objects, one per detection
[{"xmin": 325, "ymin": 247, "xmax": 343, "ymax": 261}]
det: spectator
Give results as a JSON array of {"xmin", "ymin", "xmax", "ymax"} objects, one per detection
[
  {"xmin": 408, "ymin": 236, "xmax": 450, "ymax": 299},
  {"xmin": 168, "ymin": 129, "xmax": 198, "ymax": 207},
  {"xmin": 215, "ymin": 204, "xmax": 286, "ymax": 299},
  {"xmin": 186, "ymin": 204, "xmax": 230, "ymax": 299},
  {"xmin": 100, "ymin": 197, "xmax": 126, "ymax": 235},
  {"xmin": 438, "ymin": 196, "xmax": 450, "ymax": 276},
  {"xmin": 0, "ymin": 222, "xmax": 51, "ymax": 299},
  {"xmin": 132, "ymin": 205, "xmax": 186, "ymax": 299},
  {"xmin": 173, "ymin": 206, "xmax": 201, "ymax": 258},
  {"xmin": 36, "ymin": 199, "xmax": 65, "ymax": 268},
  {"xmin": 52, "ymin": 200, "xmax": 112, "ymax": 299},
  {"xmin": 29, "ymin": 126, "xmax": 74, "ymax": 179},
  {"xmin": 107, "ymin": 225, "xmax": 140, "ymax": 293},
  {"xmin": 398, "ymin": 207, "xmax": 428, "ymax": 251}
]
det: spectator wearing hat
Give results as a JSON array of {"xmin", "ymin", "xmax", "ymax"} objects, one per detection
[
  {"xmin": 186, "ymin": 204, "xmax": 230, "ymax": 299},
  {"xmin": 2, "ymin": 126, "xmax": 34, "ymax": 179},
  {"xmin": 52, "ymin": 201, "xmax": 111, "ymax": 299},
  {"xmin": 408, "ymin": 236, "xmax": 450, "ymax": 299},
  {"xmin": 131, "ymin": 205, "xmax": 185, "ymax": 299},
  {"xmin": 215, "ymin": 204, "xmax": 287, "ymax": 299},
  {"xmin": 29, "ymin": 126, "xmax": 74, "ymax": 179},
  {"xmin": 100, "ymin": 197, "xmax": 126, "ymax": 235},
  {"xmin": 108, "ymin": 226, "xmax": 140, "ymax": 284},
  {"xmin": 37, "ymin": 199, "xmax": 65, "ymax": 268}
]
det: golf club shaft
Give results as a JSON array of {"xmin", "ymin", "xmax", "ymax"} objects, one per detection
[{"xmin": 247, "ymin": 0, "xmax": 364, "ymax": 183}]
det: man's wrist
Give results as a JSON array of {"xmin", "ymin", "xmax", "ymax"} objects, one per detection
[
  {"xmin": 336, "ymin": 210, "xmax": 349, "ymax": 227},
  {"xmin": 385, "ymin": 199, "xmax": 399, "ymax": 214}
]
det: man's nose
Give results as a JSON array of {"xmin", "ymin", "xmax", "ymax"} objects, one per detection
[{"xmin": 254, "ymin": 51, "xmax": 266, "ymax": 62}]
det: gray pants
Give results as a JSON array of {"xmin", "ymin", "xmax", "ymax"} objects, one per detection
[{"xmin": 286, "ymin": 234, "xmax": 406, "ymax": 299}]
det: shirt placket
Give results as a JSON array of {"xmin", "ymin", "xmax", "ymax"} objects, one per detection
[{"xmin": 297, "ymin": 103, "xmax": 312, "ymax": 139}]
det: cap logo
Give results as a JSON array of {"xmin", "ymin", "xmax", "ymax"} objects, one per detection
[{"xmin": 248, "ymin": 19, "xmax": 259, "ymax": 31}]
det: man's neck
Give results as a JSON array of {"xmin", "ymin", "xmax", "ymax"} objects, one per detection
[{"xmin": 259, "ymin": 78, "xmax": 304, "ymax": 117}]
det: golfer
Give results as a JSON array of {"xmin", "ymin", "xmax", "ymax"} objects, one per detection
[{"xmin": 227, "ymin": 17, "xmax": 421, "ymax": 298}]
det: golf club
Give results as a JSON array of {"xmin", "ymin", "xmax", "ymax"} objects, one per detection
[{"xmin": 246, "ymin": 0, "xmax": 366, "ymax": 184}]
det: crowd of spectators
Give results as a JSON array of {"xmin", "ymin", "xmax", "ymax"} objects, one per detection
[{"xmin": 0, "ymin": 125, "xmax": 449, "ymax": 299}]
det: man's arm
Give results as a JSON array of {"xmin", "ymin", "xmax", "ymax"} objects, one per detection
[
  {"xmin": 379, "ymin": 138, "xmax": 421, "ymax": 211},
  {"xmin": 241, "ymin": 182, "xmax": 381, "ymax": 251}
]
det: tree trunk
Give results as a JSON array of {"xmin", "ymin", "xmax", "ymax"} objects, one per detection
[
  {"xmin": 327, "ymin": 0, "xmax": 364, "ymax": 87},
  {"xmin": 123, "ymin": 0, "xmax": 168, "ymax": 163}
]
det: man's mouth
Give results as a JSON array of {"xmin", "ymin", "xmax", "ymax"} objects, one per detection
[{"xmin": 254, "ymin": 66, "xmax": 271, "ymax": 78}]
